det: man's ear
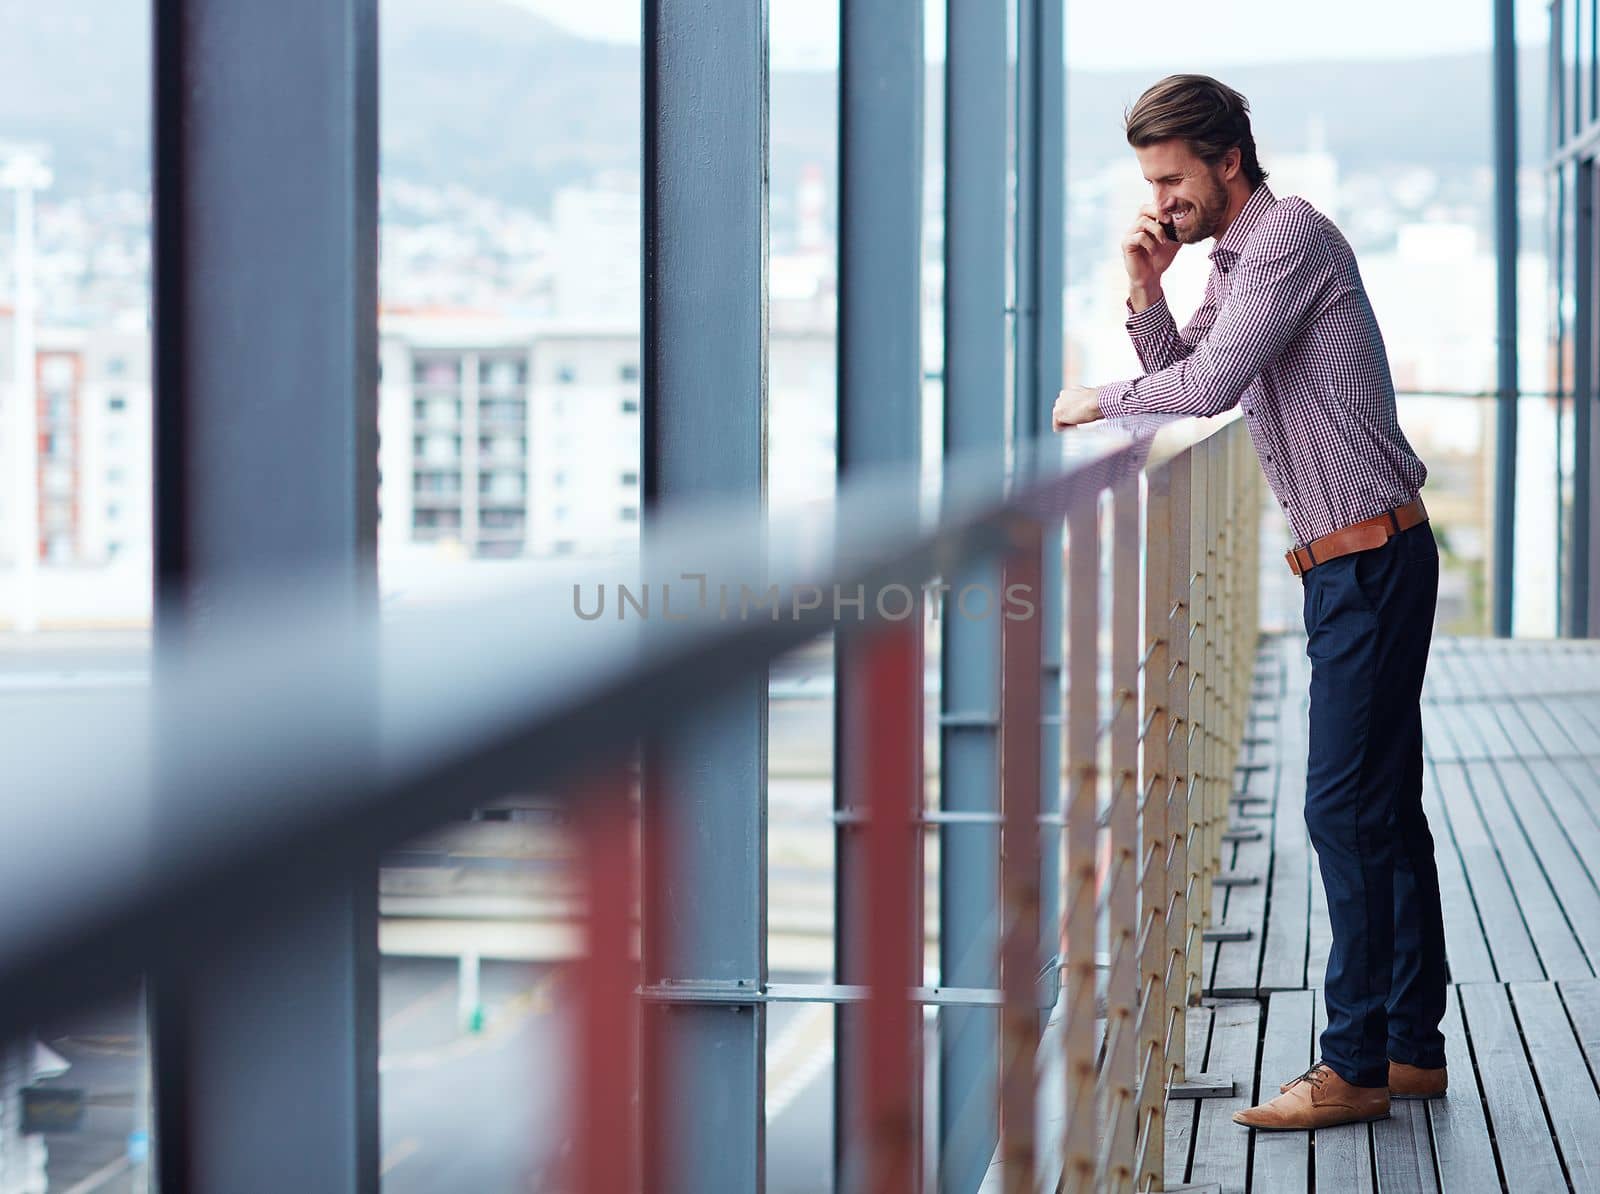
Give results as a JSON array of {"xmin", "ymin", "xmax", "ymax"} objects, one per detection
[{"xmin": 1222, "ymin": 147, "xmax": 1242, "ymax": 182}]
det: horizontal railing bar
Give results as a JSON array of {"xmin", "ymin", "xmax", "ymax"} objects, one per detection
[{"xmin": 637, "ymin": 981, "xmax": 1058, "ymax": 1009}]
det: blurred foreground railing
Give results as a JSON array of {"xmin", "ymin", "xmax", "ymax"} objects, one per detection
[{"xmin": 0, "ymin": 415, "xmax": 1258, "ymax": 1193}]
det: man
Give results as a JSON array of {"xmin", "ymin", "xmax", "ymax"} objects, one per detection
[{"xmin": 1054, "ymin": 74, "xmax": 1446, "ymax": 1131}]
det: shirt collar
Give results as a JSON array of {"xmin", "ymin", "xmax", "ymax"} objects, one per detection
[{"xmin": 1209, "ymin": 184, "xmax": 1276, "ymax": 271}]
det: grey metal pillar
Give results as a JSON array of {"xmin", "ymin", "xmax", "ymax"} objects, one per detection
[
  {"xmin": 936, "ymin": 1, "xmax": 1008, "ymax": 1187},
  {"xmin": 640, "ymin": 2, "xmax": 769, "ymax": 1190},
  {"xmin": 150, "ymin": 1, "xmax": 380, "ymax": 1191},
  {"xmin": 1493, "ymin": 0, "xmax": 1520, "ymax": 636},
  {"xmin": 835, "ymin": 0, "xmax": 926, "ymax": 1185},
  {"xmin": 1574, "ymin": 160, "xmax": 1594, "ymax": 637},
  {"xmin": 1015, "ymin": 0, "xmax": 1067, "ymax": 997}
]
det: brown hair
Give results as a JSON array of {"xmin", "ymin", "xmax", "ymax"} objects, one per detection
[{"xmin": 1124, "ymin": 74, "xmax": 1268, "ymax": 189}]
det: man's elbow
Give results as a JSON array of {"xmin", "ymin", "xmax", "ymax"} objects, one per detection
[{"xmin": 1195, "ymin": 384, "xmax": 1241, "ymax": 418}]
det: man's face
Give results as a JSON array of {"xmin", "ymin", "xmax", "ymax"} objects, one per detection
[{"xmin": 1134, "ymin": 139, "xmax": 1232, "ymax": 244}]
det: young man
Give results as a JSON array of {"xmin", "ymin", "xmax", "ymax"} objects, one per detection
[{"xmin": 1054, "ymin": 74, "xmax": 1446, "ymax": 1130}]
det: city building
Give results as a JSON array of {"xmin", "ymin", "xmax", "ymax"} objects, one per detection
[{"xmin": 0, "ymin": 311, "xmax": 151, "ymax": 571}]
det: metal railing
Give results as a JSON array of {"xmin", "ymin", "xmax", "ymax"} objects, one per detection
[{"xmin": 0, "ymin": 414, "xmax": 1260, "ymax": 1192}]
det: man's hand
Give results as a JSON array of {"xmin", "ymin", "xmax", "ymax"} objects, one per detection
[
  {"xmin": 1052, "ymin": 386, "xmax": 1101, "ymax": 431},
  {"xmin": 1123, "ymin": 203, "xmax": 1181, "ymax": 311}
]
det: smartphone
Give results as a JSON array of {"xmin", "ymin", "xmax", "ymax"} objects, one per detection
[{"xmin": 1160, "ymin": 220, "xmax": 1178, "ymax": 243}]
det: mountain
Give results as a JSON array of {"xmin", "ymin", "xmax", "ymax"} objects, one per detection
[
  {"xmin": 1066, "ymin": 54, "xmax": 1548, "ymax": 175},
  {"xmin": 0, "ymin": 0, "xmax": 1549, "ymax": 209}
]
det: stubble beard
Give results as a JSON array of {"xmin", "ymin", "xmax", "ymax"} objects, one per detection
[{"xmin": 1174, "ymin": 172, "xmax": 1230, "ymax": 244}]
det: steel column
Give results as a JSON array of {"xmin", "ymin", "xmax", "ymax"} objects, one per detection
[
  {"xmin": 150, "ymin": 0, "xmax": 380, "ymax": 1189},
  {"xmin": 835, "ymin": 0, "xmax": 926, "ymax": 1185},
  {"xmin": 937, "ymin": 0, "xmax": 1009, "ymax": 1186},
  {"xmin": 1015, "ymin": 0, "xmax": 1068, "ymax": 1034},
  {"xmin": 1574, "ymin": 160, "xmax": 1594, "ymax": 636},
  {"xmin": 1493, "ymin": 0, "xmax": 1520, "ymax": 636},
  {"xmin": 641, "ymin": 1, "xmax": 770, "ymax": 1189}
]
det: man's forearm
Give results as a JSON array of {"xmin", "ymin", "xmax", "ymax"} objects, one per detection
[{"xmin": 1128, "ymin": 284, "xmax": 1162, "ymax": 314}]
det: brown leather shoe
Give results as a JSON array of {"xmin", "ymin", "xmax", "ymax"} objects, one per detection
[
  {"xmin": 1278, "ymin": 1058, "xmax": 1448, "ymax": 1096},
  {"xmin": 1388, "ymin": 1060, "xmax": 1447, "ymax": 1099},
  {"xmin": 1236, "ymin": 1062, "xmax": 1389, "ymax": 1131}
]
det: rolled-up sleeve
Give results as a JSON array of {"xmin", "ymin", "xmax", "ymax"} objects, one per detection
[{"xmin": 1096, "ymin": 210, "xmax": 1334, "ymax": 420}]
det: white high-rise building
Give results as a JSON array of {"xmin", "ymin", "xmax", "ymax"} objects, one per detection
[
  {"xmin": 379, "ymin": 313, "xmax": 536, "ymax": 560},
  {"xmin": 526, "ymin": 325, "xmax": 642, "ymax": 556},
  {"xmin": 0, "ymin": 311, "xmax": 151, "ymax": 569},
  {"xmin": 549, "ymin": 183, "xmax": 641, "ymax": 323}
]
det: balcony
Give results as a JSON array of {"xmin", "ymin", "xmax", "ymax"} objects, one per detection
[{"xmin": 6, "ymin": 0, "xmax": 1550, "ymax": 1189}]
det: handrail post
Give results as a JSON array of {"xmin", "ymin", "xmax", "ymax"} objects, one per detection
[
  {"xmin": 1137, "ymin": 463, "xmax": 1172, "ymax": 1191},
  {"xmin": 1208, "ymin": 434, "xmax": 1225, "ymax": 906},
  {"xmin": 853, "ymin": 612, "xmax": 924, "ymax": 1193},
  {"xmin": 1164, "ymin": 449, "xmax": 1192, "ymax": 1080},
  {"xmin": 1061, "ymin": 493, "xmax": 1100, "ymax": 1193},
  {"xmin": 1188, "ymin": 442, "xmax": 1209, "ymax": 996},
  {"xmin": 1104, "ymin": 478, "xmax": 1141, "ymax": 1193},
  {"xmin": 998, "ymin": 518, "xmax": 1045, "ymax": 1194},
  {"xmin": 576, "ymin": 770, "xmax": 640, "ymax": 1194}
]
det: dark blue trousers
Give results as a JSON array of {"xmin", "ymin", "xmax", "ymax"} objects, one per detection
[{"xmin": 1301, "ymin": 519, "xmax": 1447, "ymax": 1088}]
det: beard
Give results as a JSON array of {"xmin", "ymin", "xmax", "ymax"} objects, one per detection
[{"xmin": 1170, "ymin": 171, "xmax": 1230, "ymax": 244}]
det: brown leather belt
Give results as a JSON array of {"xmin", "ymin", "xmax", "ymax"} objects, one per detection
[{"xmin": 1285, "ymin": 497, "xmax": 1428, "ymax": 577}]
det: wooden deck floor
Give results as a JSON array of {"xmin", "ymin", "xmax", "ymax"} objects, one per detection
[{"xmin": 1165, "ymin": 634, "xmax": 1600, "ymax": 1194}]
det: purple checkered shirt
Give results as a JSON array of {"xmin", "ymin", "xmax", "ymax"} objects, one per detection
[{"xmin": 1095, "ymin": 184, "xmax": 1427, "ymax": 547}]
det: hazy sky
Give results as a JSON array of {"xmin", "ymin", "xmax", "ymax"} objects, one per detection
[{"xmin": 509, "ymin": 0, "xmax": 1549, "ymax": 70}]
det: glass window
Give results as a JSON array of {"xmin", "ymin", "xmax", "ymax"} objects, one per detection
[{"xmin": 414, "ymin": 357, "xmax": 461, "ymax": 386}]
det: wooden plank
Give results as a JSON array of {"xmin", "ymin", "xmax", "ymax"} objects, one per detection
[
  {"xmin": 1372, "ymin": 1099, "xmax": 1438, "ymax": 1194},
  {"xmin": 1494, "ymin": 753, "xmax": 1600, "ymax": 973},
  {"xmin": 1305, "ymin": 840, "xmax": 1331, "ymax": 993},
  {"xmin": 1460, "ymin": 701, "xmax": 1516, "ymax": 761},
  {"xmin": 1186, "ymin": 999, "xmax": 1258, "ymax": 1194},
  {"xmin": 1248, "ymin": 990, "xmax": 1314, "ymax": 1193},
  {"xmin": 1510, "ymin": 695, "xmax": 1581, "ymax": 761},
  {"xmin": 1424, "ymin": 644, "xmax": 1459, "ymax": 705},
  {"xmin": 1311, "ymin": 997, "xmax": 1375, "ymax": 1194},
  {"xmin": 1548, "ymin": 694, "xmax": 1600, "ymax": 757},
  {"xmin": 1512, "ymin": 982, "xmax": 1600, "ymax": 1187},
  {"xmin": 1209, "ymin": 830, "xmax": 1269, "ymax": 997},
  {"xmin": 1458, "ymin": 983, "xmax": 1564, "ymax": 1192},
  {"xmin": 1259, "ymin": 699, "xmax": 1310, "ymax": 992},
  {"xmin": 1163, "ymin": 1005, "xmax": 1212, "ymax": 1189},
  {"xmin": 1553, "ymin": 756, "xmax": 1600, "ymax": 842},
  {"xmin": 1433, "ymin": 702, "xmax": 1483, "ymax": 762},
  {"xmin": 1425, "ymin": 988, "xmax": 1502, "ymax": 1194},
  {"xmin": 1420, "ymin": 761, "xmax": 1495, "ymax": 985},
  {"xmin": 1431, "ymin": 758, "xmax": 1542, "ymax": 980},
  {"xmin": 1462, "ymin": 759, "xmax": 1590, "ymax": 979},
  {"xmin": 1558, "ymin": 978, "xmax": 1600, "ymax": 1092}
]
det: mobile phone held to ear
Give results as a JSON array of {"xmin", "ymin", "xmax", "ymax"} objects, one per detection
[{"xmin": 1160, "ymin": 220, "xmax": 1178, "ymax": 243}]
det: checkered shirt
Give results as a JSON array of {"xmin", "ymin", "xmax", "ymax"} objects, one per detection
[{"xmin": 1095, "ymin": 184, "xmax": 1428, "ymax": 546}]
